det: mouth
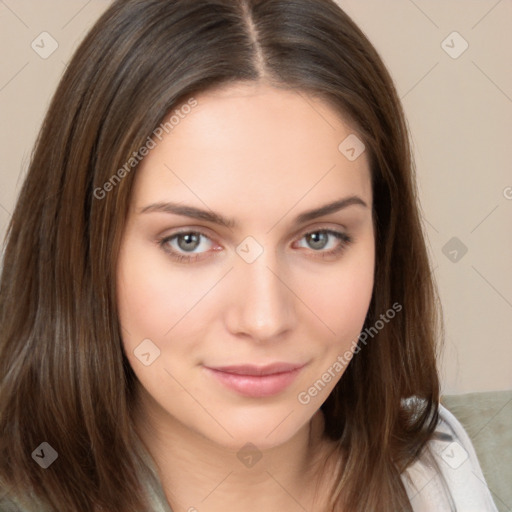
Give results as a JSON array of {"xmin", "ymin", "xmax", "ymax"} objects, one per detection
[{"xmin": 203, "ymin": 362, "xmax": 307, "ymax": 398}]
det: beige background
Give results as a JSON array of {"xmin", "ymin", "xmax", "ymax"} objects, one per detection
[{"xmin": 0, "ymin": 1, "xmax": 510, "ymax": 395}]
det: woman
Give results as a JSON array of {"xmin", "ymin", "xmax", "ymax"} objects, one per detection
[{"xmin": 0, "ymin": 1, "xmax": 498, "ymax": 511}]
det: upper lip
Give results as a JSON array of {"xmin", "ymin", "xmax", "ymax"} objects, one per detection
[{"xmin": 206, "ymin": 362, "xmax": 306, "ymax": 376}]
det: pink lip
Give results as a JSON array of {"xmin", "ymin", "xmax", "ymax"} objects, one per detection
[{"xmin": 204, "ymin": 362, "xmax": 306, "ymax": 398}]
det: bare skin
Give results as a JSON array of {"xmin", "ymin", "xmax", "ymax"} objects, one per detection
[{"xmin": 117, "ymin": 82, "xmax": 374, "ymax": 511}]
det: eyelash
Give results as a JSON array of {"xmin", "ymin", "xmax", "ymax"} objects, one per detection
[{"xmin": 157, "ymin": 228, "xmax": 353, "ymax": 263}]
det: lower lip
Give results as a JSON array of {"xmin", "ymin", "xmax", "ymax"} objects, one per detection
[{"xmin": 204, "ymin": 366, "xmax": 304, "ymax": 398}]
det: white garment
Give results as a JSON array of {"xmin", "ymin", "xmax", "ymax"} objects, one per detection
[{"xmin": 401, "ymin": 404, "xmax": 498, "ymax": 512}]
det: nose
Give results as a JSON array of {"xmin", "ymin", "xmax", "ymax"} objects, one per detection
[{"xmin": 224, "ymin": 249, "xmax": 297, "ymax": 342}]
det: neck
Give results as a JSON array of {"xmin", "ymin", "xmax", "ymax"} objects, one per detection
[{"xmin": 133, "ymin": 385, "xmax": 335, "ymax": 512}]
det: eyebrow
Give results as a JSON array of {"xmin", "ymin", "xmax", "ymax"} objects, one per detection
[{"xmin": 138, "ymin": 195, "xmax": 367, "ymax": 229}]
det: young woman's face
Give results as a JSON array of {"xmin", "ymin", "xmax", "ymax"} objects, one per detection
[{"xmin": 117, "ymin": 82, "xmax": 375, "ymax": 450}]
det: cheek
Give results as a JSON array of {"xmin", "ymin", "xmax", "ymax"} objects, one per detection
[
  {"xmin": 116, "ymin": 244, "xmax": 211, "ymax": 410},
  {"xmin": 116, "ymin": 241, "xmax": 213, "ymax": 350},
  {"xmin": 294, "ymin": 242, "xmax": 374, "ymax": 406},
  {"xmin": 117, "ymin": 256, "xmax": 175, "ymax": 347},
  {"xmin": 299, "ymin": 238, "xmax": 375, "ymax": 345}
]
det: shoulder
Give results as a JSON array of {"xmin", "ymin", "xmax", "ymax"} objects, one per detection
[
  {"xmin": 0, "ymin": 496, "xmax": 27, "ymax": 512},
  {"xmin": 400, "ymin": 401, "xmax": 498, "ymax": 512}
]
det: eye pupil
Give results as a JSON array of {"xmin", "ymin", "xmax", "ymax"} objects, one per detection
[
  {"xmin": 178, "ymin": 233, "xmax": 201, "ymax": 252},
  {"xmin": 307, "ymin": 232, "xmax": 328, "ymax": 250}
]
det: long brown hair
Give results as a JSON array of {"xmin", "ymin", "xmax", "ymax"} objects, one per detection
[{"xmin": 0, "ymin": 0, "xmax": 442, "ymax": 510}]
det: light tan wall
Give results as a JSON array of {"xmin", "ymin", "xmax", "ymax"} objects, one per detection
[{"xmin": 1, "ymin": 1, "xmax": 510, "ymax": 395}]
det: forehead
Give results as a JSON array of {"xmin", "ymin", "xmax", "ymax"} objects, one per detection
[{"xmin": 132, "ymin": 82, "xmax": 372, "ymax": 215}]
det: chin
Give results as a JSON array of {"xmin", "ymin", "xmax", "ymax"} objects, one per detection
[{"xmin": 198, "ymin": 406, "xmax": 313, "ymax": 452}]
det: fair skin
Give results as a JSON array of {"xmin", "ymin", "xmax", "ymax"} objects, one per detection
[{"xmin": 117, "ymin": 82, "xmax": 375, "ymax": 512}]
